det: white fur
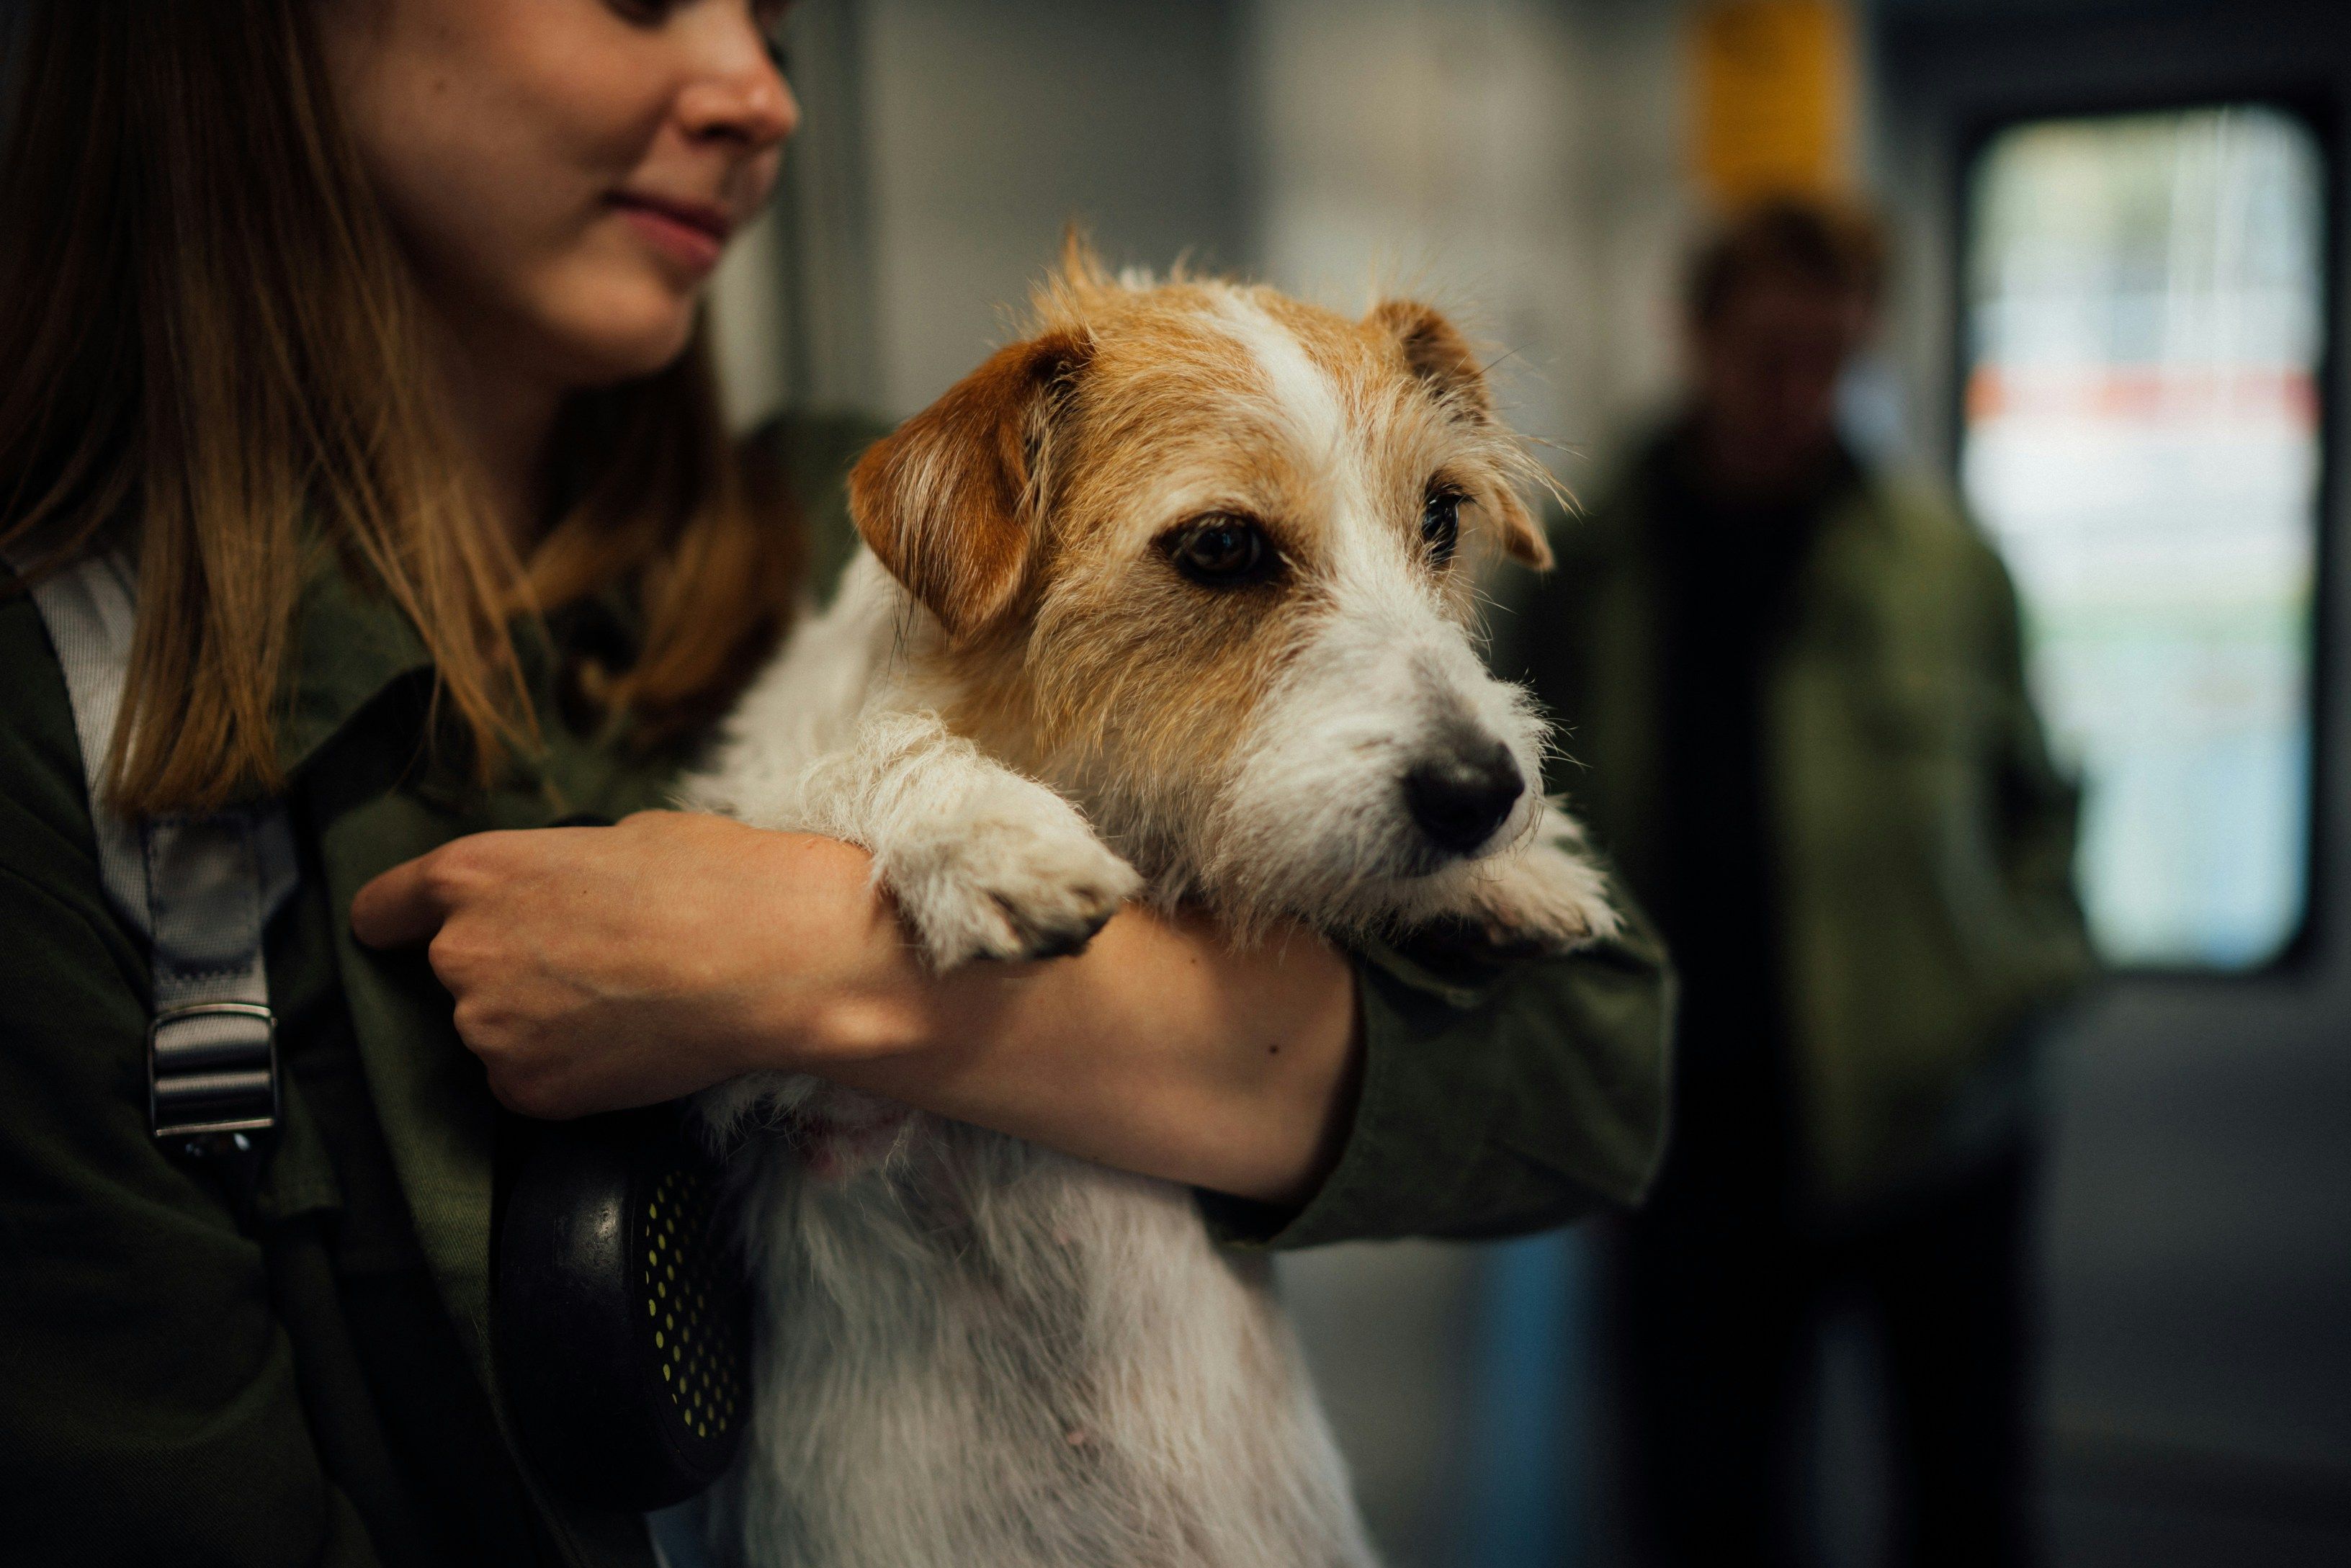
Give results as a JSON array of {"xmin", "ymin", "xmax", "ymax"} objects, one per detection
[
  {"xmin": 704, "ymin": 1122, "xmax": 1371, "ymax": 1568},
  {"xmin": 684, "ymin": 291, "xmax": 1617, "ymax": 1568},
  {"xmin": 1211, "ymin": 292, "xmax": 1348, "ymax": 467},
  {"xmin": 1197, "ymin": 559, "xmax": 1616, "ymax": 944}
]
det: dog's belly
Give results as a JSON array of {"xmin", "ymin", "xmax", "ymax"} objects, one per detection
[{"xmin": 717, "ymin": 1116, "xmax": 1376, "ymax": 1568}]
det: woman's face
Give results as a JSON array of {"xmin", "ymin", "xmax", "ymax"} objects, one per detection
[{"xmin": 322, "ymin": 0, "xmax": 797, "ymax": 391}]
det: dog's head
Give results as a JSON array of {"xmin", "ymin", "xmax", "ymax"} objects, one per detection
[{"xmin": 848, "ymin": 241, "xmax": 1571, "ymax": 938}]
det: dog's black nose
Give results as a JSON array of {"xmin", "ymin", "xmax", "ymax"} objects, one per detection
[{"xmin": 1404, "ymin": 740, "xmax": 1525, "ymax": 855}]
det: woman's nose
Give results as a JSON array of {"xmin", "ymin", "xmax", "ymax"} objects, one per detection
[{"xmin": 676, "ymin": 25, "xmax": 800, "ymax": 152}]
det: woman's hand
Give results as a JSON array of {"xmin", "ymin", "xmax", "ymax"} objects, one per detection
[
  {"xmin": 350, "ymin": 812, "xmax": 905, "ymax": 1116},
  {"xmin": 351, "ymin": 812, "xmax": 1363, "ymax": 1205}
]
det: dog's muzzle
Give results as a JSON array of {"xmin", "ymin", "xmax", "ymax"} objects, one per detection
[{"xmin": 1402, "ymin": 734, "xmax": 1525, "ymax": 856}]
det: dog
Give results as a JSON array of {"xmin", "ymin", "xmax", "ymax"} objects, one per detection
[{"xmin": 684, "ymin": 242, "xmax": 1618, "ymax": 1568}]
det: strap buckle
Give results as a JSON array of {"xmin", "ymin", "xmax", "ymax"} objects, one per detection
[{"xmin": 149, "ymin": 1000, "xmax": 279, "ymax": 1147}]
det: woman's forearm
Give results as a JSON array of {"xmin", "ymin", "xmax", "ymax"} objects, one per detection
[
  {"xmin": 350, "ymin": 813, "xmax": 1364, "ymax": 1205},
  {"xmin": 809, "ymin": 904, "xmax": 1363, "ymax": 1205}
]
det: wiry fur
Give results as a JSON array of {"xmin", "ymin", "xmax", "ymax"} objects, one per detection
[{"xmin": 686, "ymin": 243, "xmax": 1617, "ymax": 1568}]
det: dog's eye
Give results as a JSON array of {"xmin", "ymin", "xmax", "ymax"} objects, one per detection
[
  {"xmin": 1421, "ymin": 487, "xmax": 1464, "ymax": 565},
  {"xmin": 1167, "ymin": 517, "xmax": 1277, "ymax": 587}
]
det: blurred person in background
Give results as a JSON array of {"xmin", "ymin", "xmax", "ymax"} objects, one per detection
[{"xmin": 1499, "ymin": 199, "xmax": 2095, "ymax": 1568}]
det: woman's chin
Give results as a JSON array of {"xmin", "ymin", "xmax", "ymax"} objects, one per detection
[
  {"xmin": 537, "ymin": 290, "xmax": 702, "ymax": 389},
  {"xmin": 577, "ymin": 327, "xmax": 699, "ymax": 388}
]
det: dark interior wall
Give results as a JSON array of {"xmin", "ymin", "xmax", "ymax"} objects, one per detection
[{"xmin": 1871, "ymin": 3, "xmax": 2351, "ymax": 1562}]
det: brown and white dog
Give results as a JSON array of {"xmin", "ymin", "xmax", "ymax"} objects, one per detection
[{"xmin": 686, "ymin": 243, "xmax": 1616, "ymax": 1568}]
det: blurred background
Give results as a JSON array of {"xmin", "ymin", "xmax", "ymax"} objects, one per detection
[{"xmin": 701, "ymin": 1, "xmax": 2351, "ymax": 1563}]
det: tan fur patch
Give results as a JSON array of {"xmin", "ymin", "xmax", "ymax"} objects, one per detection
[
  {"xmin": 849, "ymin": 331, "xmax": 1093, "ymax": 643},
  {"xmin": 866, "ymin": 251, "xmax": 1554, "ymax": 862}
]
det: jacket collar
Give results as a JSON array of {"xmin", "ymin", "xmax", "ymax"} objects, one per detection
[
  {"xmin": 274, "ymin": 551, "xmax": 644, "ymax": 783},
  {"xmin": 276, "ymin": 554, "xmax": 436, "ymax": 779},
  {"xmin": 1633, "ymin": 413, "xmax": 1866, "ymax": 527}
]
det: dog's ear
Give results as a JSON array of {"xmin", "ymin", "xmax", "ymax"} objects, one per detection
[
  {"xmin": 1368, "ymin": 297, "xmax": 1497, "ymax": 420},
  {"xmin": 1367, "ymin": 298, "xmax": 1551, "ymax": 568},
  {"xmin": 849, "ymin": 330, "xmax": 1093, "ymax": 642}
]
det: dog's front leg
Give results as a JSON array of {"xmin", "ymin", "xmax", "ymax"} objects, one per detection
[
  {"xmin": 691, "ymin": 704, "xmax": 1143, "ymax": 1142},
  {"xmin": 796, "ymin": 707, "xmax": 1144, "ymax": 969}
]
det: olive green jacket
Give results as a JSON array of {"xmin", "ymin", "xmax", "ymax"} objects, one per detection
[
  {"xmin": 1498, "ymin": 445, "xmax": 2092, "ymax": 1204},
  {"xmin": 0, "ymin": 414, "xmax": 1669, "ymax": 1567}
]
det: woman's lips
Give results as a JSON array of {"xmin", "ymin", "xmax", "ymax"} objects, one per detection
[{"xmin": 609, "ymin": 193, "xmax": 731, "ymax": 275}]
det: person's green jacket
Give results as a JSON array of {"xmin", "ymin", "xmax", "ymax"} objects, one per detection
[
  {"xmin": 1497, "ymin": 443, "xmax": 2092, "ymax": 1207},
  {"xmin": 0, "ymin": 413, "xmax": 1670, "ymax": 1568}
]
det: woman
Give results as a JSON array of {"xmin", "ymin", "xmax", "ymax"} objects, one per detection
[{"xmin": 0, "ymin": 3, "xmax": 1670, "ymax": 1564}]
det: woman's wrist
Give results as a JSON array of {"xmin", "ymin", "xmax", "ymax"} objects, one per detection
[
  {"xmin": 799, "ymin": 899, "xmax": 1365, "ymax": 1206},
  {"xmin": 727, "ymin": 828, "xmax": 941, "ymax": 1070}
]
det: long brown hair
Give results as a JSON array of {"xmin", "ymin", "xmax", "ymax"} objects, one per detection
[{"xmin": 0, "ymin": 0, "xmax": 802, "ymax": 815}]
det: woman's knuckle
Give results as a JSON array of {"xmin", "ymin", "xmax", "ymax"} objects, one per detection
[
  {"xmin": 503, "ymin": 1070, "xmax": 562, "ymax": 1119},
  {"xmin": 422, "ymin": 847, "xmax": 470, "ymax": 895},
  {"xmin": 485, "ymin": 1068, "xmax": 528, "ymax": 1114},
  {"xmin": 432, "ymin": 835, "xmax": 508, "ymax": 893},
  {"xmin": 426, "ymin": 928, "xmax": 470, "ymax": 980},
  {"xmin": 449, "ymin": 993, "xmax": 485, "ymax": 1039}
]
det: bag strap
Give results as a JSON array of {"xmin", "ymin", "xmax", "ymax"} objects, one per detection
[{"xmin": 6, "ymin": 539, "xmax": 297, "ymax": 1155}]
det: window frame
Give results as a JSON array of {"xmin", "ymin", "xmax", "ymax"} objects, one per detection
[{"xmin": 1947, "ymin": 88, "xmax": 2342, "ymax": 977}]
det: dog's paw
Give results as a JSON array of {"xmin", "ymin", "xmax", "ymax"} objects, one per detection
[
  {"xmin": 1461, "ymin": 812, "xmax": 1620, "ymax": 954},
  {"xmin": 879, "ymin": 783, "xmax": 1144, "ymax": 968}
]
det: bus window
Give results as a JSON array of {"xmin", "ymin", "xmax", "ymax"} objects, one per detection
[{"xmin": 1959, "ymin": 104, "xmax": 2327, "ymax": 970}]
